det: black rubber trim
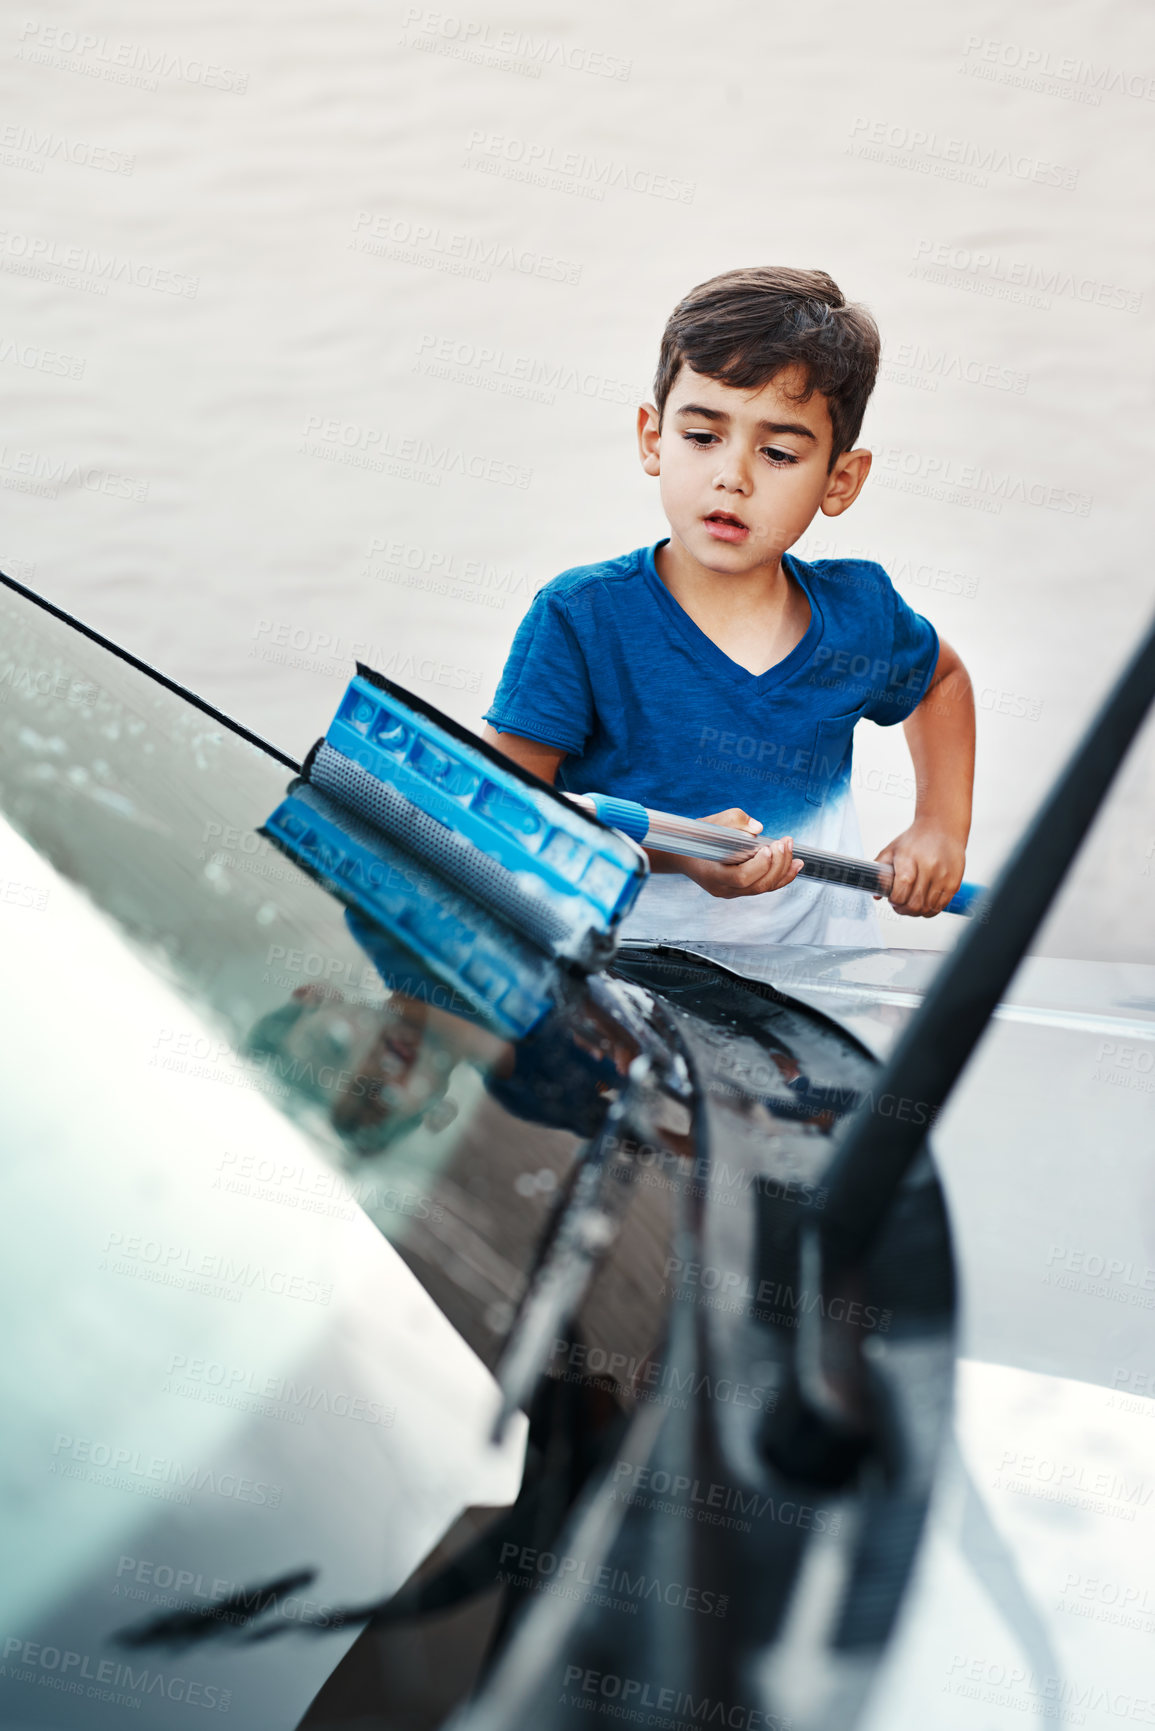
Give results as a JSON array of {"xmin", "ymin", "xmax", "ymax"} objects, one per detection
[{"xmin": 0, "ymin": 568, "xmax": 300, "ymax": 772}]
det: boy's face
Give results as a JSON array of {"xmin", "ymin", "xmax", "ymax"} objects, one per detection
[{"xmin": 636, "ymin": 363, "xmax": 871, "ymax": 576}]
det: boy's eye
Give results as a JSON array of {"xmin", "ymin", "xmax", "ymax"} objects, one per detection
[{"xmin": 680, "ymin": 431, "xmax": 799, "ymax": 466}]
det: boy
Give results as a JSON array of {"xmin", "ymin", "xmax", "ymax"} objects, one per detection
[{"xmin": 482, "ymin": 267, "xmax": 975, "ymax": 946}]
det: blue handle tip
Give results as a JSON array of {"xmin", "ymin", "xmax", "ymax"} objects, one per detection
[{"xmin": 945, "ymin": 879, "xmax": 985, "ymax": 917}]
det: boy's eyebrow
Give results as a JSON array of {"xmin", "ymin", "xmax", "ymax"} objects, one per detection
[{"xmin": 673, "ymin": 403, "xmax": 818, "ymax": 442}]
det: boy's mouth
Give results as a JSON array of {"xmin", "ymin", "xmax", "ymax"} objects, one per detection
[{"xmin": 702, "ymin": 510, "xmax": 749, "ymax": 544}]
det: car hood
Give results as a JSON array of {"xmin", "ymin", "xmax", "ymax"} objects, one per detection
[{"xmin": 664, "ymin": 940, "xmax": 1155, "ymax": 1061}]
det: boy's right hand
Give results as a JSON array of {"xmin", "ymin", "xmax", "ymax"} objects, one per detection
[{"xmin": 677, "ymin": 809, "xmax": 806, "ymax": 900}]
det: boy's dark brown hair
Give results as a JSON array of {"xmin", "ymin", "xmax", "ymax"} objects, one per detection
[{"xmin": 653, "ymin": 267, "xmax": 880, "ymax": 467}]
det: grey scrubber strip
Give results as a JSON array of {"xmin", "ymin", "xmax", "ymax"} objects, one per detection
[{"xmin": 307, "ymin": 741, "xmax": 579, "ymax": 956}]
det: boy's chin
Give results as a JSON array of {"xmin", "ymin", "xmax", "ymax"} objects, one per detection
[{"xmin": 682, "ymin": 524, "xmax": 782, "ymax": 569}]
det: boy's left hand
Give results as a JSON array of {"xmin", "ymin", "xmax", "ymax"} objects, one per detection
[{"xmin": 874, "ymin": 820, "xmax": 966, "ymax": 917}]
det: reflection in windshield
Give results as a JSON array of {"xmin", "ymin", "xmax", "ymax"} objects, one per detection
[
  {"xmin": 249, "ymin": 985, "xmax": 494, "ymax": 1154},
  {"xmin": 249, "ymin": 973, "xmax": 640, "ymax": 1155}
]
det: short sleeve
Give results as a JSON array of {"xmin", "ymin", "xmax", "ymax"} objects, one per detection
[
  {"xmin": 861, "ymin": 579, "xmax": 940, "ymax": 726},
  {"xmin": 483, "ymin": 589, "xmax": 594, "ymax": 756}
]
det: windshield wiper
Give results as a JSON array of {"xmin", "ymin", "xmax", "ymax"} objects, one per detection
[{"xmin": 767, "ymin": 605, "xmax": 1155, "ymax": 1476}]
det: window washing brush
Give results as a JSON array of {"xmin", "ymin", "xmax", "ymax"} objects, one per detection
[
  {"xmin": 260, "ymin": 666, "xmax": 651, "ymax": 1029},
  {"xmin": 567, "ymin": 794, "xmax": 984, "ymax": 916}
]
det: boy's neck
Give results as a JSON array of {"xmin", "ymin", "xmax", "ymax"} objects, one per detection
[
  {"xmin": 653, "ymin": 534, "xmax": 811, "ymax": 676},
  {"xmin": 656, "ymin": 534, "xmax": 790, "ymax": 608}
]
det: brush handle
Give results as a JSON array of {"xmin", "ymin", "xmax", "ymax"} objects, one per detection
[{"xmin": 571, "ymin": 793, "xmax": 983, "ymax": 918}]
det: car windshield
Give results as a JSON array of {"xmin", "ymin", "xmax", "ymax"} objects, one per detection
[{"xmin": 0, "ymin": 578, "xmax": 668, "ymax": 1367}]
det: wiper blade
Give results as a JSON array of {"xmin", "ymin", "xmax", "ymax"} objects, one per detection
[{"xmin": 490, "ymin": 1088, "xmax": 638, "ymax": 1442}]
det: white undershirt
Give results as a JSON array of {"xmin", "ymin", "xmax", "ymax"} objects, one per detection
[{"xmin": 618, "ymin": 788, "xmax": 884, "ymax": 949}]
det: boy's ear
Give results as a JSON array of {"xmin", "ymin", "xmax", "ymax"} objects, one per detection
[
  {"xmin": 637, "ymin": 401, "xmax": 662, "ymax": 475},
  {"xmin": 820, "ymin": 446, "xmax": 872, "ymax": 518}
]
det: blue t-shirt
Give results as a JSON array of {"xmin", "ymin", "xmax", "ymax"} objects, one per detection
[{"xmin": 483, "ymin": 540, "xmax": 939, "ymax": 837}]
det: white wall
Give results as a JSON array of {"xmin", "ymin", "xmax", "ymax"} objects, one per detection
[{"xmin": 2, "ymin": 0, "xmax": 1153, "ymax": 958}]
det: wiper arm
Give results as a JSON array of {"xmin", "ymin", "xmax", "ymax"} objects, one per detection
[
  {"xmin": 768, "ymin": 605, "xmax": 1155, "ymax": 1477},
  {"xmin": 821, "ymin": 604, "xmax": 1155, "ymax": 1272}
]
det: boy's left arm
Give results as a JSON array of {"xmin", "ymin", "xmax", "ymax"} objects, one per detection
[{"xmin": 876, "ymin": 636, "xmax": 975, "ymax": 917}]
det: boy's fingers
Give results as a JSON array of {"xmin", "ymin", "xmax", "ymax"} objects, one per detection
[
  {"xmin": 873, "ymin": 848, "xmax": 895, "ymax": 901},
  {"xmin": 696, "ymin": 835, "xmax": 805, "ymax": 898},
  {"xmin": 917, "ymin": 867, "xmax": 955, "ymax": 915},
  {"xmin": 894, "ymin": 867, "xmax": 943, "ymax": 917},
  {"xmin": 706, "ymin": 807, "xmax": 763, "ymax": 834},
  {"xmin": 729, "ymin": 846, "xmax": 776, "ymax": 888},
  {"xmin": 736, "ymin": 839, "xmax": 798, "ymax": 893},
  {"xmin": 771, "ymin": 837, "xmax": 799, "ymax": 887},
  {"xmin": 715, "ymin": 849, "xmax": 765, "ymax": 892},
  {"xmin": 888, "ymin": 860, "xmax": 917, "ymax": 906},
  {"xmin": 916, "ymin": 873, "xmax": 951, "ymax": 917}
]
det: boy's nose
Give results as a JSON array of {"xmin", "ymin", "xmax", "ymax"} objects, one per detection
[{"xmin": 713, "ymin": 461, "xmax": 751, "ymax": 493}]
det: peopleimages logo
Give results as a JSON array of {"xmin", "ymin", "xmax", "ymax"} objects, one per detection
[
  {"xmin": 611, "ymin": 1460, "xmax": 841, "ymax": 1536},
  {"xmin": 464, "ymin": 130, "xmax": 695, "ymax": 203},
  {"xmin": 498, "ymin": 1543, "xmax": 729, "ymax": 1618},
  {"xmin": 1, "ymin": 1636, "xmax": 231, "ymax": 1712},
  {"xmin": 945, "ymin": 1652, "xmax": 1155, "ymax": 1723},
  {"xmin": 874, "ymin": 443, "xmax": 1093, "ymax": 516},
  {"xmin": 400, "ymin": 8, "xmax": 632, "ymax": 80},
  {"xmin": 560, "ymin": 1667, "xmax": 789, "ymax": 1729},
  {"xmin": 881, "ymin": 340, "xmax": 1029, "ymax": 395},
  {"xmin": 959, "ymin": 34, "xmax": 1155, "ymax": 104},
  {"xmin": 667, "ymin": 1257, "xmax": 893, "ymax": 1332},
  {"xmin": 165, "ymin": 1354, "xmax": 397, "ymax": 1428},
  {"xmin": 350, "ymin": 210, "xmax": 583, "ymax": 286},
  {"xmin": 0, "ymin": 332, "xmax": 86, "ymax": 378},
  {"xmin": 911, "ymin": 237, "xmax": 1142, "ymax": 313},
  {"xmin": 100, "ymin": 1231, "xmax": 333, "ymax": 1307},
  {"xmin": 50, "ymin": 1433, "xmax": 283, "ymax": 1509},
  {"xmin": 0, "ymin": 122, "xmax": 134, "ymax": 176},
  {"xmin": 300, "ymin": 414, "xmax": 532, "ymax": 490},
  {"xmin": 363, "ymin": 537, "xmax": 539, "ymax": 610},
  {"xmin": 848, "ymin": 116, "xmax": 1078, "ymax": 188},
  {"xmin": 1058, "ymin": 1566, "xmax": 1155, "ymax": 1627},
  {"xmin": 549, "ymin": 1337, "xmax": 772, "ymax": 1412},
  {"xmin": 0, "ymin": 875, "xmax": 49, "ymax": 911},
  {"xmin": 17, "ymin": 20, "xmax": 249, "ymax": 92},
  {"xmin": 0, "ymin": 228, "xmax": 198, "ymax": 297},
  {"xmin": 413, "ymin": 332, "xmax": 645, "ymax": 406},
  {"xmin": 0, "ymin": 443, "xmax": 148, "ymax": 500}
]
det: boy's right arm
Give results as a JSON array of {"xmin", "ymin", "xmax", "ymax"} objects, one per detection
[
  {"xmin": 483, "ymin": 728, "xmax": 803, "ymax": 898},
  {"xmin": 482, "ymin": 726, "xmax": 567, "ymax": 784}
]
